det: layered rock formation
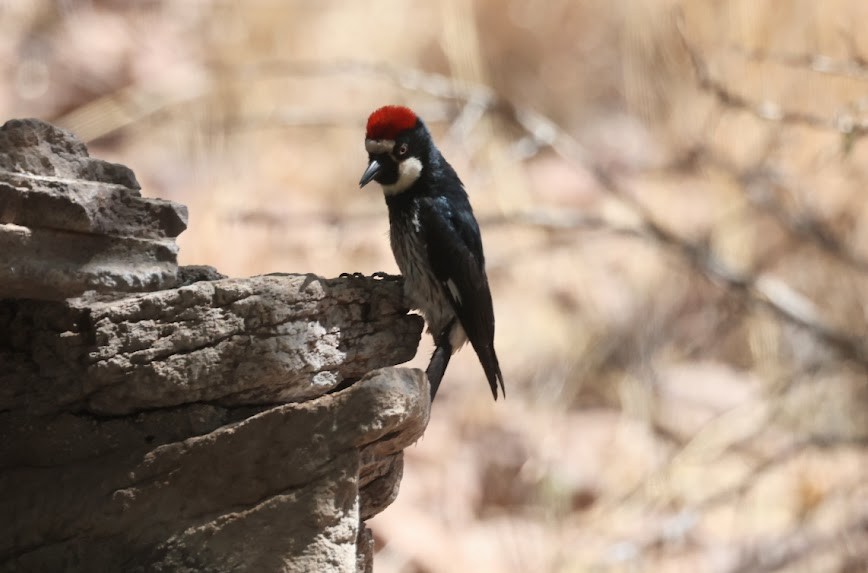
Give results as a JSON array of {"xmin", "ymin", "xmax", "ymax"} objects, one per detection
[
  {"xmin": 0, "ymin": 119, "xmax": 428, "ymax": 572},
  {"xmin": 0, "ymin": 118, "xmax": 187, "ymax": 300}
]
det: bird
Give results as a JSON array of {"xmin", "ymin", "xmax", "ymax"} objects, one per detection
[{"xmin": 358, "ymin": 105, "xmax": 505, "ymax": 402}]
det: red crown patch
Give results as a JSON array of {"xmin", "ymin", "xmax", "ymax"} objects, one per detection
[{"xmin": 366, "ymin": 106, "xmax": 418, "ymax": 140}]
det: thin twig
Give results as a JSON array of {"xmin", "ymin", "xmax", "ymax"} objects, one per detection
[
  {"xmin": 739, "ymin": 167, "xmax": 868, "ymax": 274},
  {"xmin": 674, "ymin": 14, "xmax": 868, "ymax": 138},
  {"xmin": 724, "ymin": 512, "xmax": 868, "ymax": 573},
  {"xmin": 728, "ymin": 44, "xmax": 868, "ymax": 82}
]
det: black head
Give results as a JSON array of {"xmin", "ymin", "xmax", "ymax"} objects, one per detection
[{"xmin": 359, "ymin": 105, "xmax": 430, "ymax": 195}]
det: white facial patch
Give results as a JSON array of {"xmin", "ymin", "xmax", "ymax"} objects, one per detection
[{"xmin": 381, "ymin": 156, "xmax": 423, "ymax": 196}]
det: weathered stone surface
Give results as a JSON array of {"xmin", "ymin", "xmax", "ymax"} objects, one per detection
[
  {"xmin": 356, "ymin": 525, "xmax": 375, "ymax": 573},
  {"xmin": 0, "ymin": 273, "xmax": 424, "ymax": 417},
  {"xmin": 1, "ymin": 117, "xmax": 431, "ymax": 572},
  {"xmin": 1, "ymin": 272, "xmax": 427, "ymax": 572},
  {"xmin": 0, "ymin": 273, "xmax": 427, "ymax": 572},
  {"xmin": 1, "ymin": 367, "xmax": 429, "ymax": 572},
  {"xmin": 0, "ymin": 118, "xmax": 138, "ymax": 187},
  {"xmin": 0, "ymin": 223, "xmax": 179, "ymax": 300},
  {"xmin": 0, "ymin": 118, "xmax": 187, "ymax": 300},
  {"xmin": 0, "ymin": 174, "xmax": 187, "ymax": 239}
]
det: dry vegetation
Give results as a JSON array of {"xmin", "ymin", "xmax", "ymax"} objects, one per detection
[{"xmin": 2, "ymin": 1, "xmax": 867, "ymax": 571}]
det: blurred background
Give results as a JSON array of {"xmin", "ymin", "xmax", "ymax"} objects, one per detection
[{"xmin": 3, "ymin": 1, "xmax": 867, "ymax": 571}]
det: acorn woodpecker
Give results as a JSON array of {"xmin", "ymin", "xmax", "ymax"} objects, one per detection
[{"xmin": 359, "ymin": 105, "xmax": 505, "ymax": 401}]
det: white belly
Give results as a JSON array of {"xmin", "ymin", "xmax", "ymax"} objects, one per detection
[{"xmin": 389, "ymin": 211, "xmax": 464, "ymax": 350}]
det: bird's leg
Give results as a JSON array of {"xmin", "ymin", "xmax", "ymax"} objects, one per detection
[{"xmin": 425, "ymin": 321, "xmax": 455, "ymax": 402}]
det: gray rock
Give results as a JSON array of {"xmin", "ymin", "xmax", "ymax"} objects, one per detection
[
  {"xmin": 0, "ymin": 175, "xmax": 187, "ymax": 239},
  {"xmin": 0, "ymin": 223, "xmax": 179, "ymax": 300},
  {"xmin": 2, "ymin": 368, "xmax": 429, "ymax": 572},
  {"xmin": 0, "ymin": 118, "xmax": 138, "ymax": 188},
  {"xmin": 1, "ymin": 273, "xmax": 428, "ymax": 573},
  {"xmin": 0, "ymin": 118, "xmax": 431, "ymax": 572},
  {"xmin": 0, "ymin": 118, "xmax": 187, "ymax": 300},
  {"xmin": 1, "ymin": 273, "xmax": 423, "ymax": 416}
]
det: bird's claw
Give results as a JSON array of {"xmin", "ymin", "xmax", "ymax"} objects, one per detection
[
  {"xmin": 339, "ymin": 271, "xmax": 401, "ymax": 281},
  {"xmin": 371, "ymin": 271, "xmax": 398, "ymax": 280}
]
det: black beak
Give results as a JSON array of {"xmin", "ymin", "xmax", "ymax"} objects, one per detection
[{"xmin": 359, "ymin": 159, "xmax": 381, "ymax": 188}]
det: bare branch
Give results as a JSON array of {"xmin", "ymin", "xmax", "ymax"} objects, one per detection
[
  {"xmin": 653, "ymin": 147, "xmax": 868, "ymax": 274},
  {"xmin": 724, "ymin": 513, "xmax": 868, "ymax": 573},
  {"xmin": 739, "ymin": 168, "xmax": 868, "ymax": 274},
  {"xmin": 728, "ymin": 44, "xmax": 868, "ymax": 82},
  {"xmin": 674, "ymin": 14, "xmax": 868, "ymax": 138}
]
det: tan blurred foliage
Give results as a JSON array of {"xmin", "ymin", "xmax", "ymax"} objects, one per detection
[{"xmin": 2, "ymin": 0, "xmax": 866, "ymax": 571}]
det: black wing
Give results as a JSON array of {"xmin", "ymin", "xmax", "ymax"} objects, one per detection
[{"xmin": 417, "ymin": 195, "xmax": 505, "ymax": 399}]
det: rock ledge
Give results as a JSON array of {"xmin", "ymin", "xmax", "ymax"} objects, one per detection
[{"xmin": 0, "ymin": 119, "xmax": 428, "ymax": 573}]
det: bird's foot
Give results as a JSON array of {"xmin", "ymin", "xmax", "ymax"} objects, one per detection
[
  {"xmin": 339, "ymin": 271, "xmax": 401, "ymax": 281},
  {"xmin": 371, "ymin": 271, "xmax": 400, "ymax": 280}
]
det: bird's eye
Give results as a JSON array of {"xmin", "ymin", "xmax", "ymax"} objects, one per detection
[{"xmin": 397, "ymin": 143, "xmax": 408, "ymax": 156}]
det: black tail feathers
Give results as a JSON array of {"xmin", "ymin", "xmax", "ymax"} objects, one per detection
[
  {"xmin": 477, "ymin": 345, "xmax": 505, "ymax": 400},
  {"xmin": 426, "ymin": 320, "xmax": 505, "ymax": 402}
]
